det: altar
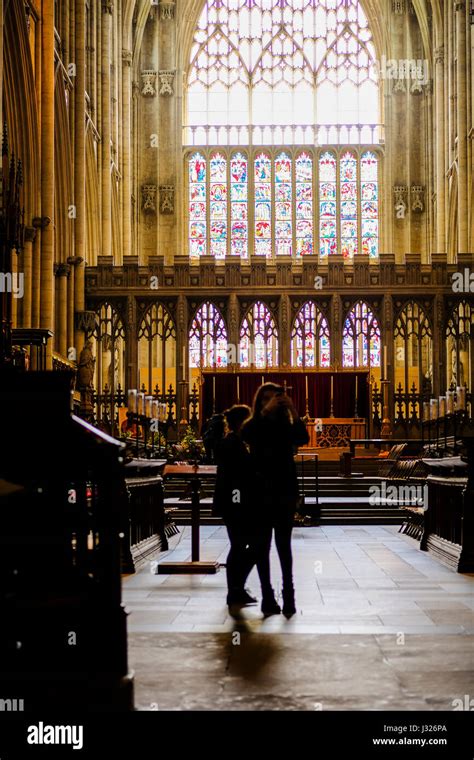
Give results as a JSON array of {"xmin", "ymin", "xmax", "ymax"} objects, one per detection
[{"xmin": 199, "ymin": 370, "xmax": 369, "ymax": 446}]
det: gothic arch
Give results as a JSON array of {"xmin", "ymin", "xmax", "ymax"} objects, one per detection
[{"xmin": 3, "ymin": 0, "xmax": 40, "ymax": 221}]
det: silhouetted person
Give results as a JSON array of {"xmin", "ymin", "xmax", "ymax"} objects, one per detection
[
  {"xmin": 213, "ymin": 405, "xmax": 274, "ymax": 614},
  {"xmin": 242, "ymin": 383, "xmax": 309, "ymax": 617},
  {"xmin": 201, "ymin": 413, "xmax": 225, "ymax": 463}
]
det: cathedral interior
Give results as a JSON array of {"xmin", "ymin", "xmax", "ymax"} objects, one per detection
[{"xmin": 0, "ymin": 0, "xmax": 473, "ymax": 745}]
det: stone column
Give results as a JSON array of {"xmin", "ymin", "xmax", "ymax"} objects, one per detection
[
  {"xmin": 122, "ymin": 49, "xmax": 133, "ymax": 256},
  {"xmin": 101, "ymin": 1, "xmax": 113, "ymax": 259},
  {"xmin": 227, "ymin": 293, "xmax": 240, "ymax": 365},
  {"xmin": 67, "ymin": 257, "xmax": 78, "ymax": 354},
  {"xmin": 74, "ymin": 0, "xmax": 86, "ymax": 356},
  {"xmin": 55, "ymin": 263, "xmax": 70, "ymax": 358},
  {"xmin": 455, "ymin": 2, "xmax": 468, "ymax": 253},
  {"xmin": 125, "ymin": 295, "xmax": 137, "ymax": 390},
  {"xmin": 22, "ymin": 227, "xmax": 36, "ymax": 328},
  {"xmin": 434, "ymin": 46, "xmax": 446, "ymax": 253},
  {"xmin": 40, "ymin": 0, "xmax": 56, "ymax": 367}
]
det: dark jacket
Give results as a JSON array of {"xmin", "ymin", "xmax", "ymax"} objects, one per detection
[
  {"xmin": 212, "ymin": 432, "xmax": 254, "ymax": 520},
  {"xmin": 242, "ymin": 414, "xmax": 309, "ymax": 511}
]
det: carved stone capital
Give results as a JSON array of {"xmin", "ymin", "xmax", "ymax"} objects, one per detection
[
  {"xmin": 54, "ymin": 263, "xmax": 71, "ymax": 277},
  {"xmin": 32, "ymin": 216, "xmax": 51, "ymax": 230},
  {"xmin": 141, "ymin": 70, "xmax": 157, "ymax": 97},
  {"xmin": 454, "ymin": 2, "xmax": 465, "ymax": 12},
  {"xmin": 393, "ymin": 186, "xmax": 408, "ymax": 218},
  {"xmin": 122, "ymin": 49, "xmax": 133, "ymax": 67},
  {"xmin": 434, "ymin": 46, "xmax": 444, "ymax": 65},
  {"xmin": 160, "ymin": 0, "xmax": 175, "ymax": 20},
  {"xmin": 75, "ymin": 310, "xmax": 97, "ymax": 334},
  {"xmin": 392, "ymin": 76, "xmax": 406, "ymax": 94},
  {"xmin": 159, "ymin": 185, "xmax": 175, "ymax": 215},
  {"xmin": 158, "ymin": 70, "xmax": 175, "ymax": 96},
  {"xmin": 392, "ymin": 0, "xmax": 406, "ymax": 13},
  {"xmin": 24, "ymin": 226, "xmax": 37, "ymax": 244},
  {"xmin": 142, "ymin": 184, "xmax": 157, "ymax": 214},
  {"xmin": 102, "ymin": 0, "xmax": 113, "ymax": 14},
  {"xmin": 67, "ymin": 256, "xmax": 84, "ymax": 267},
  {"xmin": 411, "ymin": 185, "xmax": 425, "ymax": 213}
]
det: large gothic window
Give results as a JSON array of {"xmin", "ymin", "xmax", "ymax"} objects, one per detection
[
  {"xmin": 189, "ymin": 302, "xmax": 228, "ymax": 369},
  {"xmin": 393, "ymin": 301, "xmax": 433, "ymax": 394},
  {"xmin": 138, "ymin": 304, "xmax": 176, "ymax": 394},
  {"xmin": 186, "ymin": 0, "xmax": 380, "ymax": 261},
  {"xmin": 240, "ymin": 301, "xmax": 279, "ymax": 368},
  {"xmin": 188, "ymin": 148, "xmax": 378, "ymax": 260},
  {"xmin": 342, "ymin": 300, "xmax": 381, "ymax": 368},
  {"xmin": 446, "ymin": 301, "xmax": 473, "ymax": 391},
  {"xmin": 186, "ymin": 0, "xmax": 379, "ymax": 146},
  {"xmin": 291, "ymin": 302, "xmax": 330, "ymax": 368}
]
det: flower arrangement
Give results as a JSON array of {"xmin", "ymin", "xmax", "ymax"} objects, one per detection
[{"xmin": 172, "ymin": 427, "xmax": 205, "ymax": 463}]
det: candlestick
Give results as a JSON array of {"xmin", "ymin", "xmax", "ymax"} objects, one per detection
[
  {"xmin": 383, "ymin": 346, "xmax": 387, "ymax": 381},
  {"xmin": 354, "ymin": 375, "xmax": 359, "ymax": 418},
  {"xmin": 236, "ymin": 375, "xmax": 240, "ymax": 401},
  {"xmin": 127, "ymin": 389, "xmax": 138, "ymax": 413},
  {"xmin": 305, "ymin": 375, "xmax": 308, "ymax": 399},
  {"xmin": 439, "ymin": 395, "xmax": 446, "ymax": 418},
  {"xmin": 261, "ymin": 376, "xmax": 264, "ymax": 386},
  {"xmin": 456, "ymin": 386, "xmax": 466, "ymax": 410},
  {"xmin": 145, "ymin": 395, "xmax": 153, "ymax": 418},
  {"xmin": 330, "ymin": 374, "xmax": 334, "ymax": 418},
  {"xmin": 212, "ymin": 376, "xmax": 216, "ymax": 413},
  {"xmin": 446, "ymin": 390, "xmax": 454, "ymax": 414}
]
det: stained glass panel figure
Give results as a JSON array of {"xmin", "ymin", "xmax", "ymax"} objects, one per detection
[
  {"xmin": 361, "ymin": 151, "xmax": 378, "ymax": 258},
  {"xmin": 319, "ymin": 151, "xmax": 337, "ymax": 257},
  {"xmin": 209, "ymin": 153, "xmax": 227, "ymax": 259},
  {"xmin": 240, "ymin": 301, "xmax": 278, "ymax": 368},
  {"xmin": 275, "ymin": 152, "xmax": 293, "ymax": 256},
  {"xmin": 296, "ymin": 152, "xmax": 313, "ymax": 257},
  {"xmin": 189, "ymin": 152, "xmax": 207, "ymax": 258},
  {"xmin": 230, "ymin": 152, "xmax": 248, "ymax": 258},
  {"xmin": 255, "ymin": 152, "xmax": 272, "ymax": 257},
  {"xmin": 340, "ymin": 151, "xmax": 358, "ymax": 259}
]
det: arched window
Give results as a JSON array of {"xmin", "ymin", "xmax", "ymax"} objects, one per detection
[
  {"xmin": 189, "ymin": 152, "xmax": 207, "ymax": 258},
  {"xmin": 230, "ymin": 152, "xmax": 248, "ymax": 258},
  {"xmin": 393, "ymin": 301, "xmax": 432, "ymax": 394},
  {"xmin": 361, "ymin": 151, "xmax": 379, "ymax": 257},
  {"xmin": 87, "ymin": 302, "xmax": 126, "ymax": 393},
  {"xmin": 138, "ymin": 304, "xmax": 176, "ymax": 393},
  {"xmin": 186, "ymin": 0, "xmax": 379, "ymax": 145},
  {"xmin": 296, "ymin": 152, "xmax": 313, "ymax": 256},
  {"xmin": 210, "ymin": 152, "xmax": 227, "ymax": 259},
  {"xmin": 319, "ymin": 151, "xmax": 337, "ymax": 257},
  {"xmin": 240, "ymin": 302, "xmax": 279, "ymax": 368},
  {"xmin": 342, "ymin": 301, "xmax": 381, "ymax": 368},
  {"xmin": 254, "ymin": 152, "xmax": 272, "ymax": 258},
  {"xmin": 291, "ymin": 302, "xmax": 330, "ymax": 368},
  {"xmin": 446, "ymin": 301, "xmax": 474, "ymax": 390},
  {"xmin": 189, "ymin": 302, "xmax": 228, "ymax": 368},
  {"xmin": 340, "ymin": 151, "xmax": 358, "ymax": 258}
]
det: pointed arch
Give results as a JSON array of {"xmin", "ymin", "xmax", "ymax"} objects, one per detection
[
  {"xmin": 189, "ymin": 301, "xmax": 228, "ymax": 368},
  {"xmin": 240, "ymin": 301, "xmax": 279, "ymax": 368},
  {"xmin": 342, "ymin": 300, "xmax": 381, "ymax": 368},
  {"xmin": 291, "ymin": 301, "xmax": 330, "ymax": 368}
]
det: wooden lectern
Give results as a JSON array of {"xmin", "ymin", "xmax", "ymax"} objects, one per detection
[{"xmin": 157, "ymin": 464, "xmax": 220, "ymax": 574}]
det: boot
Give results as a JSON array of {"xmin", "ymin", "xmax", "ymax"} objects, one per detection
[
  {"xmin": 282, "ymin": 585, "xmax": 296, "ymax": 618},
  {"xmin": 261, "ymin": 588, "xmax": 281, "ymax": 617}
]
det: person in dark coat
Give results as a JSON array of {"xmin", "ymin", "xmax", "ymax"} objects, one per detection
[
  {"xmin": 242, "ymin": 383, "xmax": 309, "ymax": 617},
  {"xmin": 201, "ymin": 413, "xmax": 225, "ymax": 463},
  {"xmin": 213, "ymin": 405, "xmax": 273, "ymax": 613}
]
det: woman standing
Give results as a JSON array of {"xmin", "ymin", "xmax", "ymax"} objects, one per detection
[{"xmin": 242, "ymin": 383, "xmax": 309, "ymax": 617}]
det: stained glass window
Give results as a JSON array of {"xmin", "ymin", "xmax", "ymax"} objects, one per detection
[
  {"xmin": 209, "ymin": 153, "xmax": 227, "ymax": 259},
  {"xmin": 319, "ymin": 152, "xmax": 337, "ymax": 258},
  {"xmin": 291, "ymin": 302, "xmax": 330, "ymax": 368},
  {"xmin": 254, "ymin": 153, "xmax": 272, "ymax": 258},
  {"xmin": 296, "ymin": 153, "xmax": 313, "ymax": 257},
  {"xmin": 342, "ymin": 301, "xmax": 381, "ymax": 368},
  {"xmin": 189, "ymin": 152, "xmax": 206, "ymax": 258},
  {"xmin": 240, "ymin": 302, "xmax": 279, "ymax": 368},
  {"xmin": 186, "ymin": 0, "xmax": 379, "ymax": 145},
  {"xmin": 340, "ymin": 152, "xmax": 358, "ymax": 259},
  {"xmin": 189, "ymin": 302, "xmax": 228, "ymax": 368},
  {"xmin": 275, "ymin": 152, "xmax": 292, "ymax": 256},
  {"xmin": 230, "ymin": 152, "xmax": 248, "ymax": 258},
  {"xmin": 361, "ymin": 151, "xmax": 378, "ymax": 258},
  {"xmin": 138, "ymin": 304, "xmax": 176, "ymax": 394}
]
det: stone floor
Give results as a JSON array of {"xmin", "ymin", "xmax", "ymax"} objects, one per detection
[{"xmin": 124, "ymin": 525, "xmax": 474, "ymax": 710}]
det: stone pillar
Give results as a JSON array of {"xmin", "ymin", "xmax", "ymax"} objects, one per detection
[
  {"xmin": 125, "ymin": 295, "xmax": 137, "ymax": 390},
  {"xmin": 22, "ymin": 227, "xmax": 36, "ymax": 328},
  {"xmin": 101, "ymin": 1, "xmax": 113, "ymax": 259},
  {"xmin": 455, "ymin": 2, "xmax": 468, "ymax": 253},
  {"xmin": 55, "ymin": 263, "xmax": 70, "ymax": 358},
  {"xmin": 435, "ymin": 46, "xmax": 446, "ymax": 253},
  {"xmin": 31, "ymin": 230, "xmax": 41, "ymax": 328},
  {"xmin": 279, "ymin": 294, "xmax": 291, "ymax": 367},
  {"xmin": 122, "ymin": 49, "xmax": 133, "ymax": 256},
  {"xmin": 227, "ymin": 293, "xmax": 239, "ymax": 365},
  {"xmin": 40, "ymin": 0, "xmax": 56, "ymax": 367},
  {"xmin": 67, "ymin": 257, "xmax": 78, "ymax": 355},
  {"xmin": 74, "ymin": 0, "xmax": 86, "ymax": 356},
  {"xmin": 331, "ymin": 294, "xmax": 342, "ymax": 368}
]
